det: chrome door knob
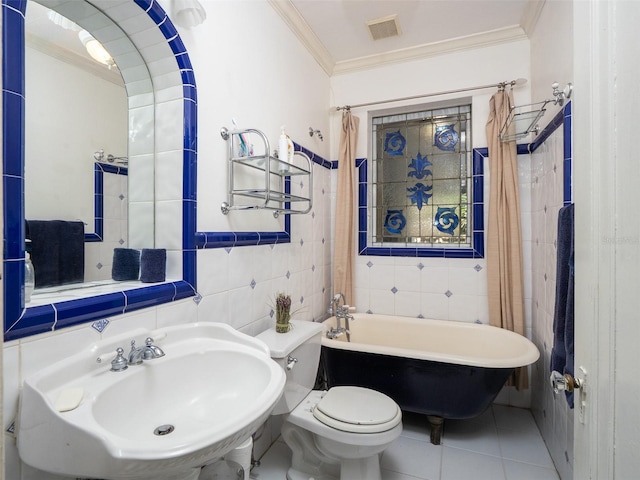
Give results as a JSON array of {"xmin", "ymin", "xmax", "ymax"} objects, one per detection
[{"xmin": 550, "ymin": 370, "xmax": 582, "ymax": 394}]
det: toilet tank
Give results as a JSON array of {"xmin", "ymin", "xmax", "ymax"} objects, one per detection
[{"xmin": 256, "ymin": 321, "xmax": 323, "ymax": 415}]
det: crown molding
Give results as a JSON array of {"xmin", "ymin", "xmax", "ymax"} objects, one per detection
[
  {"xmin": 26, "ymin": 33, "xmax": 124, "ymax": 87},
  {"xmin": 332, "ymin": 25, "xmax": 528, "ymax": 75},
  {"xmin": 520, "ymin": 0, "xmax": 546, "ymax": 36},
  {"xmin": 267, "ymin": 0, "xmax": 335, "ymax": 76}
]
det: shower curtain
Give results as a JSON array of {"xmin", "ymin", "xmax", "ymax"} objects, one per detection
[
  {"xmin": 486, "ymin": 88, "xmax": 528, "ymax": 390},
  {"xmin": 333, "ymin": 110, "xmax": 359, "ymax": 304}
]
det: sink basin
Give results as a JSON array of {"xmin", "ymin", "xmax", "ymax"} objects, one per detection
[{"xmin": 17, "ymin": 323, "xmax": 286, "ymax": 480}]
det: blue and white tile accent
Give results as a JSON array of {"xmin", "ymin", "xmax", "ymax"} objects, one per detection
[
  {"xmin": 91, "ymin": 318, "xmax": 110, "ymax": 333},
  {"xmin": 3, "ymin": 0, "xmax": 197, "ymax": 341}
]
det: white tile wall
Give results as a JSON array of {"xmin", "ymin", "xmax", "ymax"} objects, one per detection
[{"xmin": 529, "ymin": 129, "xmax": 573, "ymax": 480}]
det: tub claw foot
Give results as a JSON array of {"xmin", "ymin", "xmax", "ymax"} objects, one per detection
[{"xmin": 427, "ymin": 416, "xmax": 444, "ymax": 445}]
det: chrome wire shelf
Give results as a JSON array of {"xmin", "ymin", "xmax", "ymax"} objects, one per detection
[{"xmin": 220, "ymin": 127, "xmax": 313, "ymax": 217}]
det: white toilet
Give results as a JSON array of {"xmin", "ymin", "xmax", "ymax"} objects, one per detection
[{"xmin": 257, "ymin": 321, "xmax": 402, "ymax": 480}]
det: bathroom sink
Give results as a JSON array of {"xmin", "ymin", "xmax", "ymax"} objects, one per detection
[{"xmin": 17, "ymin": 323, "xmax": 285, "ymax": 480}]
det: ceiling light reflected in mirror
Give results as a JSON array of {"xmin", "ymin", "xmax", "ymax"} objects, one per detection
[{"xmin": 78, "ymin": 29, "xmax": 116, "ymax": 69}]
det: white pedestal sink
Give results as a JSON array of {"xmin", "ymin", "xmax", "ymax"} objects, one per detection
[{"xmin": 17, "ymin": 323, "xmax": 286, "ymax": 480}]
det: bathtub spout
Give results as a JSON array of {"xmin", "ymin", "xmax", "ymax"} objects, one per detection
[{"xmin": 326, "ymin": 326, "xmax": 348, "ymax": 340}]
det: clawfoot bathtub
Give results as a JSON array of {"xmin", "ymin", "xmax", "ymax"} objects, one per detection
[{"xmin": 320, "ymin": 314, "xmax": 539, "ymax": 444}]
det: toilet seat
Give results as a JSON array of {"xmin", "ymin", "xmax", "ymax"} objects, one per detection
[{"xmin": 312, "ymin": 386, "xmax": 401, "ymax": 434}]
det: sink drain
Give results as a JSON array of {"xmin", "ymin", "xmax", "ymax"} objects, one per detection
[{"xmin": 154, "ymin": 424, "xmax": 175, "ymax": 436}]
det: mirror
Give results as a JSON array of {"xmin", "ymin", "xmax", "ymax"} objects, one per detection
[
  {"xmin": 3, "ymin": 0, "xmax": 197, "ymax": 340},
  {"xmin": 25, "ymin": 2, "xmax": 129, "ymax": 289}
]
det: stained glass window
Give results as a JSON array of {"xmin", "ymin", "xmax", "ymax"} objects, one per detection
[{"xmin": 371, "ymin": 104, "xmax": 472, "ymax": 247}]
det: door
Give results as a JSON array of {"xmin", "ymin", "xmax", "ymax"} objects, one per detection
[{"xmin": 573, "ymin": 1, "xmax": 640, "ymax": 478}]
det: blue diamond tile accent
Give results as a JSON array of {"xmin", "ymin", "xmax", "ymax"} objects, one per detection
[
  {"xmin": 300, "ymin": 239, "xmax": 304, "ymax": 246},
  {"xmin": 312, "ymin": 265, "xmax": 316, "ymax": 272},
  {"xmin": 312, "ymin": 212, "xmax": 316, "ymax": 218},
  {"xmin": 366, "ymin": 261, "xmax": 373, "ymax": 268},
  {"xmin": 474, "ymin": 264, "xmax": 483, "ymax": 272},
  {"xmin": 300, "ymin": 296, "xmax": 304, "ymax": 303},
  {"xmin": 417, "ymin": 263, "xmax": 424, "ymax": 270},
  {"xmin": 322, "ymin": 287, "xmax": 325, "ymax": 293},
  {"xmin": 286, "ymin": 271, "xmax": 291, "ymax": 279},
  {"xmin": 250, "ymin": 279, "xmax": 256, "ymax": 289},
  {"xmin": 270, "ymin": 244, "xmax": 275, "ymax": 250},
  {"xmin": 322, "ymin": 188, "xmax": 325, "ymax": 195},
  {"xmin": 96, "ymin": 263, "xmax": 103, "ymax": 270},
  {"xmin": 544, "ymin": 273, "xmax": 548, "ymax": 281},
  {"xmin": 417, "ymin": 314, "xmax": 424, "ymax": 319},
  {"xmin": 445, "ymin": 290, "xmax": 453, "ymax": 297},
  {"xmin": 299, "ymin": 181, "xmax": 304, "ymax": 189},
  {"xmin": 270, "ymin": 309, "xmax": 274, "ymax": 318},
  {"xmin": 366, "ymin": 309, "xmax": 373, "ymax": 314},
  {"xmin": 322, "ymin": 238, "xmax": 325, "ymax": 244},
  {"xmin": 475, "ymin": 319, "xmax": 482, "ymax": 324},
  {"xmin": 391, "ymin": 287, "xmax": 398, "ymax": 294},
  {"xmin": 119, "ymin": 238, "xmax": 125, "ymax": 245},
  {"xmin": 544, "ymin": 205, "xmax": 548, "ymax": 213},
  {"xmin": 224, "ymin": 247, "xmax": 232, "ymax": 254},
  {"xmin": 91, "ymin": 318, "xmax": 110, "ymax": 333},
  {"xmin": 119, "ymin": 194, "xmax": 125, "ymax": 200},
  {"xmin": 193, "ymin": 293, "xmax": 202, "ymax": 305}
]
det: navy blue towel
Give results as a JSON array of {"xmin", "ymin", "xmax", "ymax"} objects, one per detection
[
  {"xmin": 26, "ymin": 220, "xmax": 85, "ymax": 288},
  {"xmin": 140, "ymin": 248, "xmax": 166, "ymax": 283},
  {"xmin": 550, "ymin": 204, "xmax": 575, "ymax": 408},
  {"xmin": 112, "ymin": 248, "xmax": 140, "ymax": 281}
]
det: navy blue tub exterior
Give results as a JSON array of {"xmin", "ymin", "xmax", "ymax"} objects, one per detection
[{"xmin": 321, "ymin": 347, "xmax": 513, "ymax": 420}]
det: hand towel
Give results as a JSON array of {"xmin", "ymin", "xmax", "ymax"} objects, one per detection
[
  {"xmin": 139, "ymin": 248, "xmax": 166, "ymax": 283},
  {"xmin": 111, "ymin": 248, "xmax": 140, "ymax": 281},
  {"xmin": 550, "ymin": 203, "xmax": 575, "ymax": 408},
  {"xmin": 26, "ymin": 220, "xmax": 85, "ymax": 287}
]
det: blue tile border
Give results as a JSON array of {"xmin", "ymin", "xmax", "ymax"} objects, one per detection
[
  {"xmin": 85, "ymin": 163, "xmax": 128, "ymax": 243},
  {"xmin": 3, "ymin": 0, "xmax": 197, "ymax": 341},
  {"xmin": 357, "ymin": 149, "xmax": 486, "ymax": 258},
  {"xmin": 195, "ymin": 141, "xmax": 331, "ymax": 250}
]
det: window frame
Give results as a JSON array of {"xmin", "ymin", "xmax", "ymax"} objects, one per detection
[{"xmin": 360, "ymin": 100, "xmax": 484, "ymax": 258}]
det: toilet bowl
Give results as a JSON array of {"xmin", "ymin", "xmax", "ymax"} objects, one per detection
[{"xmin": 257, "ymin": 321, "xmax": 402, "ymax": 480}]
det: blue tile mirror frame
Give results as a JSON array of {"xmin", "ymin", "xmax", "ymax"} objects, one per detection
[{"xmin": 2, "ymin": 0, "xmax": 198, "ymax": 341}]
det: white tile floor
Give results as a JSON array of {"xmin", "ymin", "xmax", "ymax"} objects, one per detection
[{"xmin": 251, "ymin": 405, "xmax": 559, "ymax": 480}]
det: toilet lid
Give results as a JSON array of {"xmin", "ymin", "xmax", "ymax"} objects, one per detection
[{"xmin": 313, "ymin": 386, "xmax": 401, "ymax": 433}]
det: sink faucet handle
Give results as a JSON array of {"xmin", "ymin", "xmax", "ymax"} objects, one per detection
[{"xmin": 110, "ymin": 348, "xmax": 129, "ymax": 372}]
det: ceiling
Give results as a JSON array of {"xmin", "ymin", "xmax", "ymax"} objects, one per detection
[
  {"xmin": 270, "ymin": 0, "xmax": 543, "ymax": 75},
  {"xmin": 25, "ymin": 0, "xmax": 543, "ymax": 80}
]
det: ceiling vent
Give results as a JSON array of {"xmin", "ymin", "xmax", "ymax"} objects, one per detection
[{"xmin": 366, "ymin": 14, "xmax": 401, "ymax": 41}]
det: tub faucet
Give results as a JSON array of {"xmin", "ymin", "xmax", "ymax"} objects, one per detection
[
  {"xmin": 328, "ymin": 293, "xmax": 354, "ymax": 341},
  {"xmin": 128, "ymin": 337, "xmax": 165, "ymax": 365}
]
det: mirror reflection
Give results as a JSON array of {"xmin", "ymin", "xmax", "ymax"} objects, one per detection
[{"xmin": 24, "ymin": 2, "xmax": 133, "ymax": 295}]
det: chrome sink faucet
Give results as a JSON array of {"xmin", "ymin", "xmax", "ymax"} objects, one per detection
[{"xmin": 128, "ymin": 337, "xmax": 165, "ymax": 365}]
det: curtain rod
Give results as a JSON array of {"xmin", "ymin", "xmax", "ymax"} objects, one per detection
[{"xmin": 335, "ymin": 78, "xmax": 527, "ymax": 111}]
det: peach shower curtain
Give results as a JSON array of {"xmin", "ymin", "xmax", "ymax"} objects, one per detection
[
  {"xmin": 333, "ymin": 111, "xmax": 359, "ymax": 304},
  {"xmin": 486, "ymin": 88, "xmax": 528, "ymax": 390}
]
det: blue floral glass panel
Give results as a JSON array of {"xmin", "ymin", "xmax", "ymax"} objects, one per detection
[
  {"xmin": 407, "ymin": 183, "xmax": 433, "ymax": 210},
  {"xmin": 434, "ymin": 207, "xmax": 459, "ymax": 235},
  {"xmin": 407, "ymin": 152, "xmax": 432, "ymax": 179},
  {"xmin": 384, "ymin": 210, "xmax": 406, "ymax": 234},
  {"xmin": 384, "ymin": 130, "xmax": 406, "ymax": 156},
  {"xmin": 434, "ymin": 124, "xmax": 459, "ymax": 151}
]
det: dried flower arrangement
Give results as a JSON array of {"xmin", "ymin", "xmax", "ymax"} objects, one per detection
[{"xmin": 274, "ymin": 292, "xmax": 293, "ymax": 333}]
